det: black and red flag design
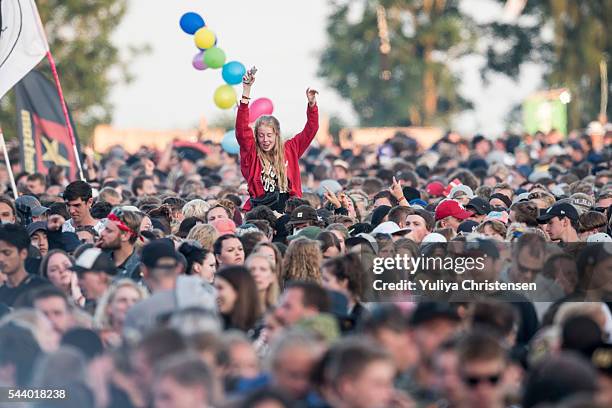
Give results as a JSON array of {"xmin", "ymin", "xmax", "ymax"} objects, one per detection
[{"xmin": 14, "ymin": 69, "xmax": 81, "ymax": 180}]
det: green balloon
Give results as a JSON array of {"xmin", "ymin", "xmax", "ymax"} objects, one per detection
[{"xmin": 203, "ymin": 47, "xmax": 226, "ymax": 69}]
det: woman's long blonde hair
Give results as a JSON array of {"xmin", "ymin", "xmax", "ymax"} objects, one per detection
[
  {"xmin": 93, "ymin": 279, "xmax": 149, "ymax": 330},
  {"xmin": 282, "ymin": 238, "xmax": 322, "ymax": 285},
  {"xmin": 254, "ymin": 115, "xmax": 288, "ymax": 193},
  {"xmin": 245, "ymin": 252, "xmax": 280, "ymax": 311}
]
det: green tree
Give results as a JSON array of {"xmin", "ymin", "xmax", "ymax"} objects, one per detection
[
  {"xmin": 319, "ymin": 0, "xmax": 475, "ymax": 127},
  {"xmin": 483, "ymin": 0, "xmax": 611, "ymax": 129},
  {"xmin": 0, "ymin": 0, "xmax": 148, "ymax": 141}
]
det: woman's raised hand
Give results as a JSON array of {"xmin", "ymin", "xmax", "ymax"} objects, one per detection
[
  {"xmin": 307, "ymin": 87, "xmax": 318, "ymax": 106},
  {"xmin": 242, "ymin": 66, "xmax": 257, "ymax": 87}
]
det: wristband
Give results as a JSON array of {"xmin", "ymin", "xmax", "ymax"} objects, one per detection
[{"xmin": 241, "ymin": 95, "xmax": 251, "ymax": 100}]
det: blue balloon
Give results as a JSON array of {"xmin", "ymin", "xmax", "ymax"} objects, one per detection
[
  {"xmin": 180, "ymin": 12, "xmax": 205, "ymax": 35},
  {"xmin": 221, "ymin": 130, "xmax": 240, "ymax": 154},
  {"xmin": 222, "ymin": 61, "xmax": 247, "ymax": 85}
]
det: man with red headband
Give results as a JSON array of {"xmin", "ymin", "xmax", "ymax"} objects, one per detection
[{"xmin": 98, "ymin": 208, "xmax": 143, "ymax": 278}]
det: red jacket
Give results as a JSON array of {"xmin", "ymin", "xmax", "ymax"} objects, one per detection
[{"xmin": 236, "ymin": 101, "xmax": 319, "ymax": 211}]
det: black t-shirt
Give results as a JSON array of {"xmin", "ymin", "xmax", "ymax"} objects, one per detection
[{"xmin": 0, "ymin": 274, "xmax": 50, "ymax": 307}]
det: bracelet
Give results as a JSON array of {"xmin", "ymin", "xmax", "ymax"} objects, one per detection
[{"xmin": 241, "ymin": 95, "xmax": 251, "ymax": 100}]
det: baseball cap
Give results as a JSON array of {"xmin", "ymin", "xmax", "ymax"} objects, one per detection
[
  {"xmin": 537, "ymin": 202, "xmax": 579, "ymax": 224},
  {"xmin": 332, "ymin": 159, "xmax": 350, "ymax": 170},
  {"xmin": 426, "ymin": 181, "xmax": 445, "ymax": 197},
  {"xmin": 409, "ymin": 303, "xmax": 460, "ymax": 327},
  {"xmin": 402, "ymin": 186, "xmax": 421, "ymax": 202},
  {"xmin": 15, "ymin": 195, "xmax": 41, "ymax": 210},
  {"xmin": 288, "ymin": 205, "xmax": 319, "ymax": 225},
  {"xmin": 26, "ymin": 221, "xmax": 47, "ymax": 236},
  {"xmin": 485, "ymin": 211, "xmax": 509, "ymax": 224},
  {"xmin": 449, "ymin": 185, "xmax": 475, "ymax": 200},
  {"xmin": 348, "ymin": 223, "xmax": 373, "ymax": 236},
  {"xmin": 422, "ymin": 232, "xmax": 447, "ymax": 243},
  {"xmin": 466, "ymin": 197, "xmax": 491, "ymax": 215},
  {"xmin": 345, "ymin": 233, "xmax": 378, "ymax": 253},
  {"xmin": 435, "ymin": 200, "xmax": 473, "ymax": 221},
  {"xmin": 70, "ymin": 248, "xmax": 116, "ymax": 275},
  {"xmin": 457, "ymin": 220, "xmax": 479, "ymax": 234},
  {"xmin": 512, "ymin": 192, "xmax": 531, "ymax": 204},
  {"xmin": 371, "ymin": 221, "xmax": 409, "ymax": 236},
  {"xmin": 288, "ymin": 226, "xmax": 323, "ymax": 241},
  {"xmin": 31, "ymin": 205, "xmax": 50, "ymax": 217},
  {"xmin": 409, "ymin": 199, "xmax": 428, "ymax": 209},
  {"xmin": 569, "ymin": 193, "xmax": 594, "ymax": 215},
  {"xmin": 141, "ymin": 239, "xmax": 179, "ymax": 269},
  {"xmin": 586, "ymin": 233, "xmax": 612, "ymax": 243},
  {"xmin": 371, "ymin": 205, "xmax": 392, "ymax": 227},
  {"xmin": 210, "ymin": 218, "xmax": 236, "ymax": 235}
]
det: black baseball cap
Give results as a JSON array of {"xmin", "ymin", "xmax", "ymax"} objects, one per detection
[
  {"xmin": 537, "ymin": 202, "xmax": 579, "ymax": 224},
  {"xmin": 457, "ymin": 219, "xmax": 479, "ymax": 234},
  {"xmin": 466, "ymin": 197, "xmax": 491, "ymax": 215},
  {"xmin": 348, "ymin": 222, "xmax": 373, "ymax": 236},
  {"xmin": 141, "ymin": 239, "xmax": 179, "ymax": 269},
  {"xmin": 26, "ymin": 221, "xmax": 47, "ymax": 236},
  {"xmin": 402, "ymin": 186, "xmax": 421, "ymax": 202},
  {"xmin": 288, "ymin": 205, "xmax": 318, "ymax": 225},
  {"xmin": 70, "ymin": 248, "xmax": 116, "ymax": 275}
]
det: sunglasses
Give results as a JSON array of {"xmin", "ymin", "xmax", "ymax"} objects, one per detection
[{"xmin": 461, "ymin": 373, "xmax": 502, "ymax": 388}]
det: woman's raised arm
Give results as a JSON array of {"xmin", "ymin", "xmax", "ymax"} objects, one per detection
[
  {"xmin": 289, "ymin": 88, "xmax": 320, "ymax": 158},
  {"xmin": 235, "ymin": 68, "xmax": 257, "ymax": 153}
]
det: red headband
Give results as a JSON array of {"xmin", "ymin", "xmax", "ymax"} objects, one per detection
[{"xmin": 107, "ymin": 213, "xmax": 138, "ymax": 237}]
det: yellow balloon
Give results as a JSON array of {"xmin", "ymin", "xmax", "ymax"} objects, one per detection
[
  {"xmin": 214, "ymin": 84, "xmax": 236, "ymax": 109},
  {"xmin": 194, "ymin": 28, "xmax": 216, "ymax": 49}
]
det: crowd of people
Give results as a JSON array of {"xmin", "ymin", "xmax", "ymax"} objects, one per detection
[{"xmin": 0, "ymin": 85, "xmax": 611, "ymax": 407}]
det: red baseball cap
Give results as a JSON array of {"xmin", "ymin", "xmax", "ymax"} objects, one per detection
[
  {"xmin": 435, "ymin": 200, "xmax": 474, "ymax": 221},
  {"xmin": 426, "ymin": 181, "xmax": 445, "ymax": 197}
]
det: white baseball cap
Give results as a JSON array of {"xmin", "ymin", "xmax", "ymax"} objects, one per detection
[
  {"xmin": 422, "ymin": 232, "xmax": 448, "ymax": 243},
  {"xmin": 371, "ymin": 221, "xmax": 409, "ymax": 236},
  {"xmin": 586, "ymin": 233, "xmax": 612, "ymax": 243}
]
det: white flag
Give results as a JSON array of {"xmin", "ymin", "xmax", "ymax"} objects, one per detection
[{"xmin": 0, "ymin": 0, "xmax": 49, "ymax": 99}]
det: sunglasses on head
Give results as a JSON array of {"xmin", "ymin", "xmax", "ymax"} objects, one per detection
[{"xmin": 461, "ymin": 373, "xmax": 502, "ymax": 388}]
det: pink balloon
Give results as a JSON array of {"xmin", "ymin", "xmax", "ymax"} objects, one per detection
[
  {"xmin": 249, "ymin": 97, "xmax": 274, "ymax": 123},
  {"xmin": 192, "ymin": 51, "xmax": 207, "ymax": 70}
]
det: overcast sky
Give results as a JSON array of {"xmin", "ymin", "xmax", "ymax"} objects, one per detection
[{"xmin": 110, "ymin": 0, "xmax": 542, "ymax": 136}]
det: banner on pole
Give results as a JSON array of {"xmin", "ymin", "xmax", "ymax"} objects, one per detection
[
  {"xmin": 0, "ymin": 0, "xmax": 49, "ymax": 99},
  {"xmin": 14, "ymin": 70, "xmax": 82, "ymax": 180}
]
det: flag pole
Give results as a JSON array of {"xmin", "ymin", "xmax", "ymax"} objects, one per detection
[
  {"xmin": 45, "ymin": 51, "xmax": 86, "ymax": 182},
  {"xmin": 0, "ymin": 127, "xmax": 19, "ymax": 200},
  {"xmin": 32, "ymin": 6, "xmax": 85, "ymax": 182}
]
